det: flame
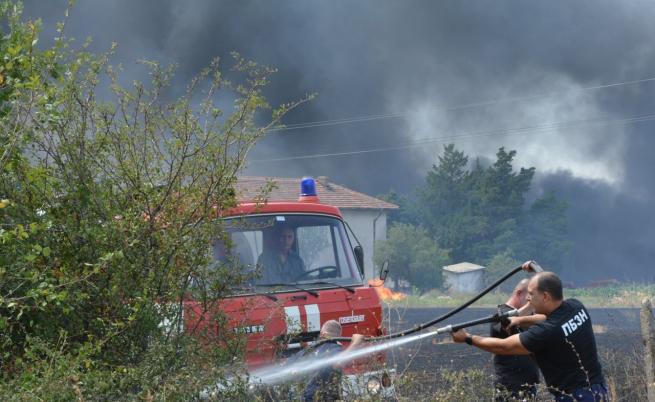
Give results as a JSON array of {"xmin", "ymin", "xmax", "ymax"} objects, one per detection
[{"xmin": 368, "ymin": 279, "xmax": 407, "ymax": 301}]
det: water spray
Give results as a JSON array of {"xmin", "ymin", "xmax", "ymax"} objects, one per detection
[{"xmin": 247, "ymin": 308, "xmax": 520, "ymax": 387}]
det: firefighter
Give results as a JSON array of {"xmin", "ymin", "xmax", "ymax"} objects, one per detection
[
  {"xmin": 451, "ymin": 267, "xmax": 608, "ymax": 402},
  {"xmin": 293, "ymin": 320, "xmax": 364, "ymax": 402},
  {"xmin": 489, "ymin": 278, "xmax": 540, "ymax": 401}
]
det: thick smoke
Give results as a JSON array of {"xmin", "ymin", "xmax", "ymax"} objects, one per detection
[{"xmin": 22, "ymin": 0, "xmax": 655, "ymax": 282}]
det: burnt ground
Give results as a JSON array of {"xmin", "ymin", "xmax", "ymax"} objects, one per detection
[{"xmin": 382, "ymin": 307, "xmax": 642, "ymax": 376}]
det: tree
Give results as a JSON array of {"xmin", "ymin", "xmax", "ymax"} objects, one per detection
[
  {"xmin": 484, "ymin": 250, "xmax": 521, "ymax": 291},
  {"xmin": 374, "ymin": 223, "xmax": 450, "ymax": 292},
  {"xmin": 517, "ymin": 191, "xmax": 570, "ymax": 272},
  {"xmin": 418, "ymin": 144, "xmax": 486, "ymax": 262},
  {"xmin": 418, "ymin": 144, "xmax": 498, "ymax": 262},
  {"xmin": 0, "ymin": 2, "xmax": 309, "ymax": 398},
  {"xmin": 376, "ymin": 189, "xmax": 420, "ymax": 226},
  {"xmin": 469, "ymin": 148, "xmax": 535, "ymax": 260},
  {"xmin": 420, "ymin": 143, "xmax": 470, "ymax": 233},
  {"xmin": 411, "ymin": 144, "xmax": 569, "ymax": 273}
]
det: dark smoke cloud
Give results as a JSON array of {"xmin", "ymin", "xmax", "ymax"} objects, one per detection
[
  {"xmin": 21, "ymin": 0, "xmax": 655, "ymax": 281},
  {"xmin": 535, "ymin": 164, "xmax": 655, "ymax": 284}
]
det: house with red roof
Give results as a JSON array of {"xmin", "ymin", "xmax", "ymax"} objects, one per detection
[{"xmin": 235, "ymin": 176, "xmax": 398, "ymax": 280}]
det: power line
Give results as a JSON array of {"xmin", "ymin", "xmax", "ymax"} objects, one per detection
[
  {"xmin": 268, "ymin": 76, "xmax": 655, "ymax": 133},
  {"xmin": 251, "ymin": 112, "xmax": 655, "ymax": 164}
]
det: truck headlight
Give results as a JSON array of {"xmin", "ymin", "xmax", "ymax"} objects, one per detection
[{"xmin": 366, "ymin": 376, "xmax": 381, "ymax": 394}]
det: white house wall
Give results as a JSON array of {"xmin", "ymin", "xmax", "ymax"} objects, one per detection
[{"xmin": 340, "ymin": 209, "xmax": 388, "ymax": 281}]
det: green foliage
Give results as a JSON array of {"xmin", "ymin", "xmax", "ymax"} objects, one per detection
[
  {"xmin": 565, "ymin": 283, "xmax": 655, "ymax": 307},
  {"xmin": 484, "ymin": 250, "xmax": 521, "ymax": 290},
  {"xmin": 376, "ymin": 190, "xmax": 421, "ymax": 227},
  {"xmin": 381, "ymin": 144, "xmax": 570, "ymax": 291},
  {"xmin": 0, "ymin": 335, "xmax": 250, "ymax": 401},
  {"xmin": 415, "ymin": 144, "xmax": 570, "ymax": 273},
  {"xmin": 401, "ymin": 289, "xmax": 511, "ymax": 308},
  {"xmin": 396, "ymin": 283, "xmax": 653, "ymax": 308},
  {"xmin": 518, "ymin": 191, "xmax": 570, "ymax": 270},
  {"xmin": 0, "ymin": 1, "xmax": 307, "ymax": 398},
  {"xmin": 374, "ymin": 223, "xmax": 449, "ymax": 292},
  {"xmin": 419, "ymin": 144, "xmax": 483, "ymax": 260}
]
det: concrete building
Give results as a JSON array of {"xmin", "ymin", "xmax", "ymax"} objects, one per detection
[
  {"xmin": 443, "ymin": 262, "xmax": 486, "ymax": 293},
  {"xmin": 235, "ymin": 176, "xmax": 398, "ymax": 280}
]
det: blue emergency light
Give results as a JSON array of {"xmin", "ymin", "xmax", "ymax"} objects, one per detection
[{"xmin": 300, "ymin": 177, "xmax": 317, "ymax": 196}]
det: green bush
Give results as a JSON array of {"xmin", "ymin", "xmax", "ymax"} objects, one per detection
[
  {"xmin": 484, "ymin": 250, "xmax": 521, "ymax": 291},
  {"xmin": 0, "ymin": 1, "xmax": 308, "ymax": 398},
  {"xmin": 374, "ymin": 223, "xmax": 450, "ymax": 293}
]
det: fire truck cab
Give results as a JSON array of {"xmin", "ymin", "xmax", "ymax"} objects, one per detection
[{"xmin": 186, "ymin": 177, "xmax": 394, "ymax": 398}]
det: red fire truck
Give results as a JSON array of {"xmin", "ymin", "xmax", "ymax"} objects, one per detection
[{"xmin": 184, "ymin": 177, "xmax": 394, "ymax": 398}]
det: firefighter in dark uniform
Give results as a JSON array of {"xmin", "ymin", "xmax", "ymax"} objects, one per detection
[
  {"xmin": 451, "ymin": 266, "xmax": 608, "ymax": 402},
  {"xmin": 290, "ymin": 320, "xmax": 364, "ymax": 402},
  {"xmin": 490, "ymin": 278, "xmax": 540, "ymax": 400}
]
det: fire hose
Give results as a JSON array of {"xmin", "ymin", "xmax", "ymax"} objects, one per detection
[
  {"xmin": 202, "ymin": 270, "xmax": 532, "ymax": 398},
  {"xmin": 432, "ymin": 307, "xmax": 519, "ymax": 334},
  {"xmin": 312, "ymin": 261, "xmax": 542, "ymax": 346},
  {"xmin": 242, "ymin": 308, "xmax": 522, "ymax": 391}
]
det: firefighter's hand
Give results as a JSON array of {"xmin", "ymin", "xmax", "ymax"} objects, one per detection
[
  {"xmin": 521, "ymin": 260, "xmax": 536, "ymax": 272},
  {"xmin": 350, "ymin": 334, "xmax": 366, "ymax": 347},
  {"xmin": 505, "ymin": 316, "xmax": 521, "ymax": 331},
  {"xmin": 451, "ymin": 329, "xmax": 469, "ymax": 343},
  {"xmin": 496, "ymin": 306, "xmax": 511, "ymax": 328}
]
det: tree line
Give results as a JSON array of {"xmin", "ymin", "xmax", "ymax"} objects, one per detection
[{"xmin": 375, "ymin": 144, "xmax": 570, "ymax": 292}]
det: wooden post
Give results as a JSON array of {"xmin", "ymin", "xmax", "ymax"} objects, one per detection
[{"xmin": 641, "ymin": 298, "xmax": 655, "ymax": 402}]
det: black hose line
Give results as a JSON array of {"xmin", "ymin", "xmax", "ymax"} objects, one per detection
[
  {"xmin": 447, "ymin": 308, "xmax": 519, "ymax": 333},
  {"xmin": 311, "ymin": 262, "xmax": 539, "ymax": 347}
]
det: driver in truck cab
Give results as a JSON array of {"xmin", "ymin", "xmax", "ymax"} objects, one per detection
[{"xmin": 257, "ymin": 223, "xmax": 306, "ymax": 283}]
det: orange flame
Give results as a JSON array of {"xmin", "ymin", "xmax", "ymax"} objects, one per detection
[{"xmin": 368, "ymin": 279, "xmax": 407, "ymax": 301}]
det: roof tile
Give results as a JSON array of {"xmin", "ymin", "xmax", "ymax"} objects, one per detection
[{"xmin": 236, "ymin": 176, "xmax": 398, "ymax": 210}]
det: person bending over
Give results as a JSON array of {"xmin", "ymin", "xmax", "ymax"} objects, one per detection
[{"xmin": 289, "ymin": 320, "xmax": 364, "ymax": 402}]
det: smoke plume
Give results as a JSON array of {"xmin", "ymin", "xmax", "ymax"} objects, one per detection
[{"xmin": 23, "ymin": 0, "xmax": 655, "ymax": 282}]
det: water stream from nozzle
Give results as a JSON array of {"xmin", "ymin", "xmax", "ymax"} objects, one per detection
[
  {"xmin": 199, "ymin": 310, "xmax": 519, "ymax": 399},
  {"xmin": 249, "ymin": 327, "xmax": 443, "ymax": 386},
  {"xmin": 247, "ymin": 308, "xmax": 518, "ymax": 386}
]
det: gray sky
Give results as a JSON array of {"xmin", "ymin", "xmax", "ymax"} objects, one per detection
[{"xmin": 23, "ymin": 0, "xmax": 655, "ymax": 282}]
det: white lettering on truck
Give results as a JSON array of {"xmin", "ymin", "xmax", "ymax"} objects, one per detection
[{"xmin": 339, "ymin": 314, "xmax": 365, "ymax": 324}]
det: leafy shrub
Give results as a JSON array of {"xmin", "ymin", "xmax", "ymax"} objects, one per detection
[
  {"xmin": 374, "ymin": 223, "xmax": 450, "ymax": 293},
  {"xmin": 1, "ymin": 1, "xmax": 307, "ymax": 398}
]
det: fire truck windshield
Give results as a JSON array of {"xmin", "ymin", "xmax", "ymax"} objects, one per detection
[{"xmin": 215, "ymin": 214, "xmax": 363, "ymax": 293}]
